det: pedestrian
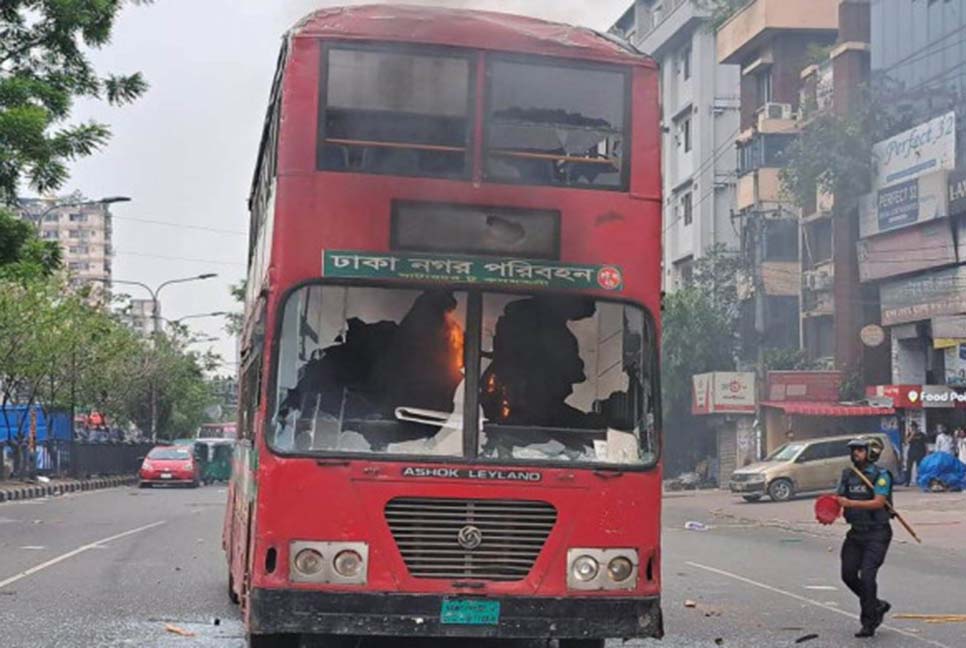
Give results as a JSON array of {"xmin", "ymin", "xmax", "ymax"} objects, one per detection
[
  {"xmin": 837, "ymin": 437, "xmax": 893, "ymax": 638},
  {"xmin": 905, "ymin": 421, "xmax": 926, "ymax": 486},
  {"xmin": 956, "ymin": 427, "xmax": 966, "ymax": 465},
  {"xmin": 935, "ymin": 424, "xmax": 955, "ymax": 456}
]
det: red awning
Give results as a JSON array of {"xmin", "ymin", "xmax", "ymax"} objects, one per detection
[{"xmin": 761, "ymin": 401, "xmax": 896, "ymax": 416}]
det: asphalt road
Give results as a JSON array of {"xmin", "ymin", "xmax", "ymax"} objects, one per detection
[{"xmin": 1, "ymin": 486, "xmax": 963, "ymax": 648}]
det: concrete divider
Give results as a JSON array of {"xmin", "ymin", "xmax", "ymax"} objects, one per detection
[{"xmin": 0, "ymin": 476, "xmax": 137, "ymax": 503}]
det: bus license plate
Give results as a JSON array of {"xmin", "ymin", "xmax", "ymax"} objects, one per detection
[
  {"xmin": 161, "ymin": 473, "xmax": 172, "ymax": 479},
  {"xmin": 440, "ymin": 598, "xmax": 500, "ymax": 625}
]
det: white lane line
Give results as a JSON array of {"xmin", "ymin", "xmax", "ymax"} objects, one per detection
[
  {"xmin": 685, "ymin": 561, "xmax": 953, "ymax": 648},
  {"xmin": 0, "ymin": 520, "xmax": 165, "ymax": 590}
]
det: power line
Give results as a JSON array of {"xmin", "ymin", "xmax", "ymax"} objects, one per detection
[
  {"xmin": 113, "ymin": 250, "xmax": 246, "ymax": 267},
  {"xmin": 111, "ymin": 214, "xmax": 247, "ymax": 236}
]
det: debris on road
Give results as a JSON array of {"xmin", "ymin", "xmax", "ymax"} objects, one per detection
[
  {"xmin": 684, "ymin": 521, "xmax": 709, "ymax": 531},
  {"xmin": 894, "ymin": 614, "xmax": 966, "ymax": 623},
  {"xmin": 795, "ymin": 634, "xmax": 819, "ymax": 643},
  {"xmin": 684, "ymin": 600, "xmax": 697, "ymax": 608},
  {"xmin": 164, "ymin": 623, "xmax": 196, "ymax": 637}
]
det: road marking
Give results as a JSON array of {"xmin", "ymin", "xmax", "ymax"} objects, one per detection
[
  {"xmin": 0, "ymin": 520, "xmax": 165, "ymax": 590},
  {"xmin": 19, "ymin": 546, "xmax": 46, "ymax": 551},
  {"xmin": 685, "ymin": 561, "xmax": 953, "ymax": 648},
  {"xmin": 804, "ymin": 585, "xmax": 838, "ymax": 591}
]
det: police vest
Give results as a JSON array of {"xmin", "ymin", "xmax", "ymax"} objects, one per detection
[{"xmin": 840, "ymin": 466, "xmax": 892, "ymax": 527}]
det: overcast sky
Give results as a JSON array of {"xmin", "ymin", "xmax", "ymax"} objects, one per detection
[{"xmin": 67, "ymin": 0, "xmax": 630, "ymax": 368}]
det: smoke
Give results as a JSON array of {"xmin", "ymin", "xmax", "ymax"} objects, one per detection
[{"xmin": 285, "ymin": 0, "xmax": 625, "ymax": 31}]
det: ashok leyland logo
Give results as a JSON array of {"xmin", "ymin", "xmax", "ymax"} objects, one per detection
[{"xmin": 457, "ymin": 525, "xmax": 483, "ymax": 550}]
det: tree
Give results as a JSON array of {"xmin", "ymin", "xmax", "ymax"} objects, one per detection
[
  {"xmin": 694, "ymin": 0, "xmax": 752, "ymax": 31},
  {"xmin": 225, "ymin": 279, "xmax": 245, "ymax": 337},
  {"xmin": 0, "ymin": 0, "xmax": 150, "ymax": 204},
  {"xmin": 0, "ymin": 208, "xmax": 61, "ymax": 278},
  {"xmin": 660, "ymin": 245, "xmax": 744, "ymax": 475}
]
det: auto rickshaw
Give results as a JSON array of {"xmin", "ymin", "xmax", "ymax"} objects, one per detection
[{"xmin": 197, "ymin": 438, "xmax": 234, "ymax": 484}]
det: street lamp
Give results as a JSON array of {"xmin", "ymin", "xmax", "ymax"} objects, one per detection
[
  {"xmin": 29, "ymin": 196, "xmax": 131, "ymax": 232},
  {"xmin": 167, "ymin": 311, "xmax": 229, "ymax": 325},
  {"xmin": 88, "ymin": 273, "xmax": 219, "ymax": 440}
]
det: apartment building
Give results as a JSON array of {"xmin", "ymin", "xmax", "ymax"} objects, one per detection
[{"xmin": 18, "ymin": 198, "xmax": 114, "ymax": 287}]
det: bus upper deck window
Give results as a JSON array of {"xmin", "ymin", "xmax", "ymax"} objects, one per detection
[
  {"xmin": 320, "ymin": 46, "xmax": 472, "ymax": 180},
  {"xmin": 485, "ymin": 58, "xmax": 628, "ymax": 190}
]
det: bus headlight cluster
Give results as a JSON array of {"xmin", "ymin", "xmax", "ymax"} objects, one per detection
[
  {"xmin": 289, "ymin": 541, "xmax": 368, "ymax": 585},
  {"xmin": 567, "ymin": 549, "xmax": 638, "ymax": 591}
]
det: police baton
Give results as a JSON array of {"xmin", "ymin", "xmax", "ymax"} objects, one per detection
[{"xmin": 849, "ymin": 466, "xmax": 922, "ymax": 544}]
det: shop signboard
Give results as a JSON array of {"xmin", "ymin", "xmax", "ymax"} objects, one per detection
[
  {"xmin": 880, "ymin": 265, "xmax": 966, "ymax": 326},
  {"xmin": 866, "ymin": 384, "xmax": 922, "ymax": 409},
  {"xmin": 948, "ymin": 167, "xmax": 966, "ymax": 216},
  {"xmin": 767, "ymin": 371, "xmax": 841, "ymax": 402},
  {"xmin": 859, "ymin": 170, "xmax": 948, "ymax": 238},
  {"xmin": 872, "ymin": 111, "xmax": 955, "ymax": 188},
  {"xmin": 857, "ymin": 219, "xmax": 957, "ymax": 282},
  {"xmin": 946, "ymin": 343, "xmax": 966, "ymax": 387},
  {"xmin": 932, "ymin": 315, "xmax": 966, "ymax": 339},
  {"xmin": 692, "ymin": 372, "xmax": 756, "ymax": 415}
]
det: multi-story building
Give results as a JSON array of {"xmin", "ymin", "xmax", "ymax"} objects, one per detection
[
  {"xmin": 611, "ymin": 0, "xmax": 741, "ymax": 290},
  {"xmin": 862, "ymin": 0, "xmax": 966, "ymax": 435},
  {"xmin": 124, "ymin": 298, "xmax": 157, "ymax": 338},
  {"xmin": 716, "ymin": 0, "xmax": 840, "ymax": 362},
  {"xmin": 18, "ymin": 197, "xmax": 114, "ymax": 287}
]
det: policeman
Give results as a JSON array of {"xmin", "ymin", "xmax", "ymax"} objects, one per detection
[{"xmin": 836, "ymin": 437, "xmax": 893, "ymax": 638}]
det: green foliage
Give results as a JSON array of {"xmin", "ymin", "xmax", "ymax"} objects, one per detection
[
  {"xmin": 763, "ymin": 347, "xmax": 814, "ymax": 371},
  {"xmin": 0, "ymin": 274, "xmax": 218, "ymax": 443},
  {"xmin": 661, "ymin": 245, "xmax": 744, "ymax": 420},
  {"xmin": 0, "ymin": 1, "xmax": 150, "ymax": 204},
  {"xmin": 0, "ymin": 207, "xmax": 61, "ymax": 278},
  {"xmin": 694, "ymin": 0, "xmax": 752, "ymax": 31},
  {"xmin": 225, "ymin": 279, "xmax": 245, "ymax": 337}
]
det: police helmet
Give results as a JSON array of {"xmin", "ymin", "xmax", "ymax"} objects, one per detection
[{"xmin": 847, "ymin": 437, "xmax": 883, "ymax": 462}]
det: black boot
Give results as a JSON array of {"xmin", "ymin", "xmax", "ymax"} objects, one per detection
[
  {"xmin": 855, "ymin": 627, "xmax": 875, "ymax": 638},
  {"xmin": 874, "ymin": 600, "xmax": 892, "ymax": 629}
]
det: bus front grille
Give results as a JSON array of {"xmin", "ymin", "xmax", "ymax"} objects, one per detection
[{"xmin": 384, "ymin": 497, "xmax": 558, "ymax": 582}]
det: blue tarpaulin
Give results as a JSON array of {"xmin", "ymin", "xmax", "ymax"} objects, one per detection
[
  {"xmin": 0, "ymin": 405, "xmax": 70, "ymax": 443},
  {"xmin": 916, "ymin": 452, "xmax": 966, "ymax": 491}
]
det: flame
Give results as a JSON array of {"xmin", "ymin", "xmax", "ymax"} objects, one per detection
[
  {"xmin": 444, "ymin": 309, "xmax": 464, "ymax": 373},
  {"xmin": 485, "ymin": 373, "xmax": 511, "ymax": 420}
]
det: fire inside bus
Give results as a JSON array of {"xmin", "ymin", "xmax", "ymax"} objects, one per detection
[{"xmin": 224, "ymin": 5, "xmax": 663, "ymax": 646}]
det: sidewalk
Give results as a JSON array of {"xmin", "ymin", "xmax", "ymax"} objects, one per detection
[
  {"xmin": 0, "ymin": 475, "xmax": 137, "ymax": 503},
  {"xmin": 666, "ymin": 487, "xmax": 966, "ymax": 553}
]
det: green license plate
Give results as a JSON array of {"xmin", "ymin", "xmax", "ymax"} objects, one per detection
[{"xmin": 440, "ymin": 598, "xmax": 501, "ymax": 625}]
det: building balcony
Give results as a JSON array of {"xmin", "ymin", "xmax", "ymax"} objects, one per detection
[
  {"xmin": 639, "ymin": 0, "xmax": 705, "ymax": 58},
  {"xmin": 717, "ymin": 0, "xmax": 839, "ymax": 65},
  {"xmin": 736, "ymin": 167, "xmax": 784, "ymax": 211}
]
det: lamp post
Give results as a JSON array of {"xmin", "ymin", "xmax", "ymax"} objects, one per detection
[{"xmin": 90, "ymin": 273, "xmax": 218, "ymax": 440}]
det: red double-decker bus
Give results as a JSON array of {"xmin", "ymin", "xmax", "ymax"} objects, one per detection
[{"xmin": 225, "ymin": 5, "xmax": 663, "ymax": 646}]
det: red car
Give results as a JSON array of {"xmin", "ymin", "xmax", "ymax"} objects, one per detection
[{"xmin": 138, "ymin": 445, "xmax": 200, "ymax": 488}]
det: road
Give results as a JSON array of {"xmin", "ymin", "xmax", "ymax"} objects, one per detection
[{"xmin": 1, "ymin": 486, "xmax": 964, "ymax": 648}]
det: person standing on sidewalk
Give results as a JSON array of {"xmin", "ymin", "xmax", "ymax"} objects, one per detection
[
  {"xmin": 935, "ymin": 425, "xmax": 955, "ymax": 456},
  {"xmin": 905, "ymin": 422, "xmax": 927, "ymax": 486},
  {"xmin": 836, "ymin": 437, "xmax": 893, "ymax": 638},
  {"xmin": 956, "ymin": 427, "xmax": 966, "ymax": 465}
]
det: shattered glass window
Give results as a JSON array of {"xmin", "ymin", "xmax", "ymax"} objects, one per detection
[
  {"xmin": 320, "ymin": 46, "xmax": 472, "ymax": 179},
  {"xmin": 272, "ymin": 286, "xmax": 468, "ymax": 456},
  {"xmin": 485, "ymin": 58, "xmax": 628, "ymax": 190},
  {"xmin": 478, "ymin": 294, "xmax": 655, "ymax": 465}
]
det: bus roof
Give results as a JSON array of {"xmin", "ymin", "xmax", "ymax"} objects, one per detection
[{"xmin": 291, "ymin": 4, "xmax": 654, "ymax": 67}]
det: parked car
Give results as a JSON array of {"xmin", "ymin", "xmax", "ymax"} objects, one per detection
[
  {"xmin": 138, "ymin": 445, "xmax": 200, "ymax": 488},
  {"xmin": 729, "ymin": 433, "xmax": 901, "ymax": 502}
]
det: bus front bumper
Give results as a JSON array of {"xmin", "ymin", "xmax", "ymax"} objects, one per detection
[{"xmin": 249, "ymin": 589, "xmax": 664, "ymax": 640}]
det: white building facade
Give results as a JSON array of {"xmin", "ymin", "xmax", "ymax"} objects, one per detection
[{"xmin": 612, "ymin": 0, "xmax": 740, "ymax": 289}]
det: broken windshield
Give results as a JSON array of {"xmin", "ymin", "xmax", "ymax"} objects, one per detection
[
  {"xmin": 271, "ymin": 284, "xmax": 657, "ymax": 467},
  {"xmin": 485, "ymin": 58, "xmax": 628, "ymax": 190}
]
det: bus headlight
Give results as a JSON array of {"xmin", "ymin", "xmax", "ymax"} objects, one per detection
[
  {"xmin": 571, "ymin": 555, "xmax": 600, "ymax": 582},
  {"xmin": 333, "ymin": 550, "xmax": 364, "ymax": 578},
  {"xmin": 607, "ymin": 556, "xmax": 634, "ymax": 582},
  {"xmin": 567, "ymin": 548, "xmax": 638, "ymax": 590},
  {"xmin": 293, "ymin": 548, "xmax": 324, "ymax": 575},
  {"xmin": 289, "ymin": 541, "xmax": 368, "ymax": 584}
]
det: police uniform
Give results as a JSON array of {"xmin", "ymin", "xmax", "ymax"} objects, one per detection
[{"xmin": 837, "ymin": 462, "xmax": 893, "ymax": 633}]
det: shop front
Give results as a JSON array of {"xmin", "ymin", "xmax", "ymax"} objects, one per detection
[{"xmin": 691, "ymin": 372, "xmax": 757, "ymax": 486}]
